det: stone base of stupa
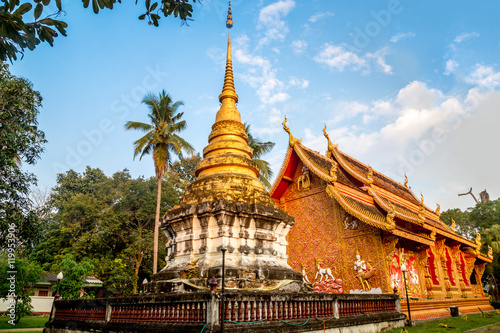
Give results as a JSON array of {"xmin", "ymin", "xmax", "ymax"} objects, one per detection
[{"xmin": 147, "ymin": 198, "xmax": 303, "ymax": 293}]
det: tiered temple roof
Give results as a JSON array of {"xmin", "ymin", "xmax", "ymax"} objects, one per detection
[{"xmin": 271, "ymin": 121, "xmax": 492, "ymax": 264}]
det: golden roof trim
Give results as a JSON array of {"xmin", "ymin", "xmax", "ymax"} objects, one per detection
[{"xmin": 326, "ymin": 184, "xmax": 394, "ymax": 232}]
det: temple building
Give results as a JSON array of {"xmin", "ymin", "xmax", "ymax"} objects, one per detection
[{"xmin": 270, "ymin": 122, "xmax": 494, "ymax": 319}]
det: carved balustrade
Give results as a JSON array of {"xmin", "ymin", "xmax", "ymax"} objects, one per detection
[{"xmin": 47, "ymin": 292, "xmax": 402, "ymax": 332}]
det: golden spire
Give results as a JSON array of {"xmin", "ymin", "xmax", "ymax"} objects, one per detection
[
  {"xmin": 216, "ymin": 1, "xmax": 239, "ymax": 123},
  {"xmin": 184, "ymin": 1, "xmax": 273, "ymax": 208}
]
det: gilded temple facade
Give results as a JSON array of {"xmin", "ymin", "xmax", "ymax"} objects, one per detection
[{"xmin": 270, "ymin": 122, "xmax": 493, "ymax": 319}]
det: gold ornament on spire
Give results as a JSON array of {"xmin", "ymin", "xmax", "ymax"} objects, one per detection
[
  {"xmin": 282, "ymin": 115, "xmax": 302, "ymax": 148},
  {"xmin": 226, "ymin": 1, "xmax": 233, "ymax": 28}
]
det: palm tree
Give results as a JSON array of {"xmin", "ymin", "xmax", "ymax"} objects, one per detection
[
  {"xmin": 244, "ymin": 123, "xmax": 276, "ymax": 189},
  {"xmin": 125, "ymin": 90, "xmax": 194, "ymax": 275}
]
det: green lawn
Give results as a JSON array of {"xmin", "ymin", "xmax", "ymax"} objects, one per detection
[
  {"xmin": 0, "ymin": 316, "xmax": 49, "ymax": 329},
  {"xmin": 384, "ymin": 312, "xmax": 500, "ymax": 333}
]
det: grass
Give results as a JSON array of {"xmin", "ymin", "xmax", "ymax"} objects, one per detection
[
  {"xmin": 0, "ymin": 316, "xmax": 49, "ymax": 329},
  {"xmin": 384, "ymin": 312, "xmax": 500, "ymax": 333}
]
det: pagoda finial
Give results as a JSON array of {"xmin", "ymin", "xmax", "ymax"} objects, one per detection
[
  {"xmin": 217, "ymin": 1, "xmax": 238, "ymax": 111},
  {"xmin": 226, "ymin": 1, "xmax": 233, "ymax": 29}
]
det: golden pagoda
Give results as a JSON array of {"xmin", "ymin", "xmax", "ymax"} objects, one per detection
[{"xmin": 153, "ymin": 2, "xmax": 302, "ymax": 291}]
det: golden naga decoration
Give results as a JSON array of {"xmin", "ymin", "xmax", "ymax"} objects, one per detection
[
  {"xmin": 366, "ymin": 166, "xmax": 374, "ymax": 185},
  {"xmin": 404, "ymin": 172, "xmax": 409, "ymax": 187},
  {"xmin": 282, "ymin": 115, "xmax": 302, "ymax": 148},
  {"xmin": 386, "ymin": 202, "xmax": 396, "ymax": 226},
  {"xmin": 436, "ymin": 203, "xmax": 441, "ymax": 217},
  {"xmin": 475, "ymin": 232, "xmax": 481, "ymax": 248},
  {"xmin": 329, "ymin": 160, "xmax": 338, "ymax": 183},
  {"xmin": 323, "ymin": 124, "xmax": 338, "ymax": 157},
  {"xmin": 488, "ymin": 245, "xmax": 493, "ymax": 258},
  {"xmin": 430, "ymin": 229, "xmax": 436, "ymax": 240},
  {"xmin": 417, "ymin": 192, "xmax": 426, "ymax": 224},
  {"xmin": 353, "ymin": 249, "xmax": 374, "ymax": 291},
  {"xmin": 450, "ymin": 219, "xmax": 456, "ymax": 232}
]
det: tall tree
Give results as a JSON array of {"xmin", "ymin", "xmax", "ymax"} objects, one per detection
[
  {"xmin": 1, "ymin": 0, "xmax": 199, "ymax": 62},
  {"xmin": 244, "ymin": 123, "xmax": 276, "ymax": 189},
  {"xmin": 0, "ymin": 64, "xmax": 46, "ymax": 250},
  {"xmin": 125, "ymin": 90, "xmax": 193, "ymax": 274}
]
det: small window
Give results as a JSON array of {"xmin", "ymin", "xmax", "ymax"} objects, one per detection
[{"xmin": 38, "ymin": 290, "xmax": 48, "ymax": 297}]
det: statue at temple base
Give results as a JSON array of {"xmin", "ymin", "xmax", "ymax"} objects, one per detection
[
  {"xmin": 314, "ymin": 258, "xmax": 335, "ymax": 282},
  {"xmin": 354, "ymin": 249, "xmax": 374, "ymax": 291}
]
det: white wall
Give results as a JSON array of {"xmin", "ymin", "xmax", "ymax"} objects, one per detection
[{"xmin": 0, "ymin": 296, "xmax": 54, "ymax": 314}]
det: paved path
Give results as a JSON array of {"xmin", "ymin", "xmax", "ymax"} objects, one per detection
[
  {"xmin": 0, "ymin": 328, "xmax": 43, "ymax": 332},
  {"xmin": 465, "ymin": 322, "xmax": 500, "ymax": 332}
]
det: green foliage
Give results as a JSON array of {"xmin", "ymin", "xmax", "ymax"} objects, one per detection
[
  {"xmin": 244, "ymin": 123, "xmax": 276, "ymax": 189},
  {"xmin": 125, "ymin": 90, "xmax": 194, "ymax": 179},
  {"xmin": 32, "ymin": 167, "xmax": 181, "ymax": 294},
  {"xmin": 0, "ymin": 255, "xmax": 42, "ymax": 324},
  {"xmin": 58, "ymin": 254, "xmax": 94, "ymax": 299},
  {"xmin": 0, "ymin": 0, "xmax": 199, "ymax": 62},
  {"xmin": 0, "ymin": 64, "xmax": 46, "ymax": 251},
  {"xmin": 166, "ymin": 153, "xmax": 201, "ymax": 194}
]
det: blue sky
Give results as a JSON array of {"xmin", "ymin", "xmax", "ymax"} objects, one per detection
[{"xmin": 10, "ymin": 0, "xmax": 500, "ymax": 211}]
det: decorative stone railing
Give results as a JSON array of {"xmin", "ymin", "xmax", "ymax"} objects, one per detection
[{"xmin": 46, "ymin": 292, "xmax": 403, "ymax": 333}]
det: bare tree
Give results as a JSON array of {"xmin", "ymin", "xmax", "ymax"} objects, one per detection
[{"xmin": 458, "ymin": 187, "xmax": 479, "ymax": 204}]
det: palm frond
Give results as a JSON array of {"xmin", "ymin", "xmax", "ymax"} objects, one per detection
[{"xmin": 124, "ymin": 121, "xmax": 152, "ymax": 132}]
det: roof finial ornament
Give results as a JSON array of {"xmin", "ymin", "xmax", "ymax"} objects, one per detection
[
  {"xmin": 436, "ymin": 203, "xmax": 441, "ymax": 217},
  {"xmin": 282, "ymin": 115, "xmax": 302, "ymax": 148},
  {"xmin": 366, "ymin": 166, "xmax": 374, "ymax": 185},
  {"xmin": 386, "ymin": 202, "xmax": 396, "ymax": 228},
  {"xmin": 404, "ymin": 172, "xmax": 408, "ymax": 187},
  {"xmin": 323, "ymin": 124, "xmax": 338, "ymax": 158}
]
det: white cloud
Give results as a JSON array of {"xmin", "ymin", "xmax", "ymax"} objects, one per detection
[
  {"xmin": 289, "ymin": 77, "xmax": 309, "ymax": 89},
  {"xmin": 314, "ymin": 44, "xmax": 366, "ymax": 72},
  {"xmin": 291, "ymin": 40, "xmax": 308, "ymax": 54},
  {"xmin": 444, "ymin": 59, "xmax": 459, "ymax": 75},
  {"xmin": 366, "ymin": 47, "xmax": 393, "ymax": 74},
  {"xmin": 308, "ymin": 11, "xmax": 334, "ymax": 23},
  {"xmin": 390, "ymin": 32, "xmax": 415, "ymax": 43},
  {"xmin": 396, "ymin": 81, "xmax": 442, "ymax": 110},
  {"xmin": 465, "ymin": 64, "xmax": 500, "ymax": 89},
  {"xmin": 454, "ymin": 32, "xmax": 480, "ymax": 43},
  {"xmin": 314, "ymin": 43, "xmax": 392, "ymax": 74},
  {"xmin": 257, "ymin": 0, "xmax": 296, "ymax": 46}
]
